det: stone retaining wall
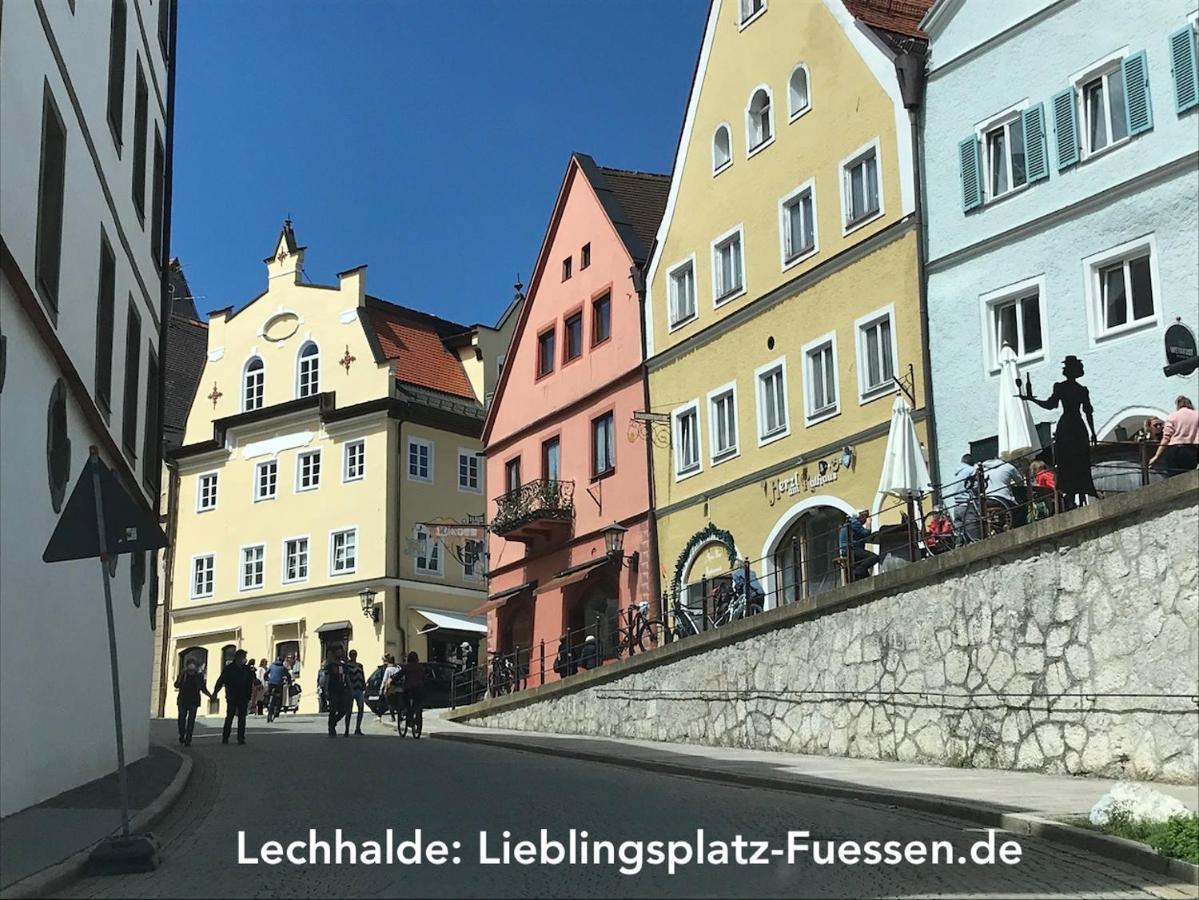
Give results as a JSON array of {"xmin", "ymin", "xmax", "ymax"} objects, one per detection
[{"xmin": 457, "ymin": 474, "xmax": 1199, "ymax": 783}]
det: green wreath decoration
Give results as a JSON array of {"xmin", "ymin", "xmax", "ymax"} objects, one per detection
[{"xmin": 671, "ymin": 522, "xmax": 737, "ymax": 592}]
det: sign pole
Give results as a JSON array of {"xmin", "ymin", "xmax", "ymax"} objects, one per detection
[{"xmin": 91, "ymin": 453, "xmax": 131, "ymax": 839}]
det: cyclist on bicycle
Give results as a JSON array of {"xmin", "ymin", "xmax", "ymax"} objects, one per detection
[
  {"xmin": 399, "ymin": 651, "xmax": 425, "ymax": 737},
  {"xmin": 263, "ymin": 655, "xmax": 292, "ymax": 717}
]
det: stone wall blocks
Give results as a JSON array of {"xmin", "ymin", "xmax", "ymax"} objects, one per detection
[{"xmin": 1015, "ymin": 645, "xmax": 1045, "ymax": 675}]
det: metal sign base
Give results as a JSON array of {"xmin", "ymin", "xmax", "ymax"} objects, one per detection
[{"xmin": 86, "ymin": 833, "xmax": 161, "ymax": 875}]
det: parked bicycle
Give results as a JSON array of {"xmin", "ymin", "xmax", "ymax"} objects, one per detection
[
  {"xmin": 612, "ymin": 601, "xmax": 661, "ymax": 656},
  {"xmin": 487, "ymin": 653, "xmax": 517, "ymax": 698}
]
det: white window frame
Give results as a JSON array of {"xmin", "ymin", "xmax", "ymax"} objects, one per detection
[
  {"xmin": 706, "ymin": 381, "xmax": 740, "ymax": 464},
  {"xmin": 239, "ymin": 543, "xmax": 266, "ymax": 592},
  {"xmin": 802, "ymin": 331, "xmax": 841, "ymax": 424},
  {"xmin": 666, "ymin": 255, "xmax": 698, "ymax": 330},
  {"xmin": 712, "ymin": 122, "xmax": 733, "ymax": 175},
  {"xmin": 414, "ymin": 525, "xmax": 443, "ymax": 577},
  {"xmin": 296, "ymin": 340, "xmax": 320, "ymax": 399},
  {"xmin": 974, "ymin": 101, "xmax": 1030, "ymax": 203},
  {"xmin": 778, "ymin": 178, "xmax": 818, "ymax": 271},
  {"xmin": 253, "ymin": 459, "xmax": 278, "ymax": 502},
  {"xmin": 1069, "ymin": 48, "xmax": 1131, "ymax": 162},
  {"xmin": 788, "ymin": 64, "xmax": 811, "ymax": 122},
  {"xmin": 462, "ymin": 538, "xmax": 484, "ymax": 581},
  {"xmin": 854, "ymin": 305, "xmax": 900, "ymax": 403},
  {"xmin": 282, "ymin": 535, "xmax": 310, "ymax": 585},
  {"xmin": 329, "ymin": 527, "xmax": 358, "ymax": 576},
  {"xmin": 671, "ymin": 399, "xmax": 703, "ymax": 482},
  {"xmin": 196, "ymin": 471, "xmax": 218, "ymax": 512},
  {"xmin": 753, "ymin": 356, "xmax": 791, "ymax": 446},
  {"xmin": 1082, "ymin": 234, "xmax": 1161, "ymax": 345},
  {"xmin": 745, "ymin": 85, "xmax": 775, "ymax": 158},
  {"xmin": 457, "ymin": 448, "xmax": 481, "ymax": 493},
  {"xmin": 978, "ymin": 276, "xmax": 1048, "ymax": 374},
  {"xmin": 242, "ymin": 355, "xmax": 265, "ymax": 412},
  {"xmin": 296, "ymin": 449, "xmax": 321, "ymax": 492},
  {"xmin": 738, "ymin": 0, "xmax": 767, "ymax": 32},
  {"xmin": 839, "ymin": 137, "xmax": 884, "ymax": 235},
  {"xmin": 710, "ymin": 224, "xmax": 746, "ymax": 307},
  {"xmin": 407, "ymin": 436, "xmax": 434, "ymax": 483},
  {"xmin": 343, "ymin": 439, "xmax": 366, "ymax": 482},
  {"xmin": 190, "ymin": 553, "xmax": 215, "ymax": 599}
]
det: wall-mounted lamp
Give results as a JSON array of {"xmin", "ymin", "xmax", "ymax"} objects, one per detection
[
  {"xmin": 841, "ymin": 445, "xmax": 855, "ymax": 468},
  {"xmin": 358, "ymin": 586, "xmax": 380, "ymax": 622},
  {"xmin": 601, "ymin": 522, "xmax": 640, "ymax": 571}
]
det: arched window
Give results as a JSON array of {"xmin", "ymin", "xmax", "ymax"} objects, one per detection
[
  {"xmin": 788, "ymin": 65, "xmax": 810, "ymax": 119},
  {"xmin": 296, "ymin": 341, "xmax": 319, "ymax": 398},
  {"xmin": 772, "ymin": 505, "xmax": 844, "ymax": 604},
  {"xmin": 179, "ymin": 646, "xmax": 209, "ymax": 678},
  {"xmin": 747, "ymin": 87, "xmax": 772, "ymax": 152},
  {"xmin": 243, "ymin": 356, "xmax": 264, "ymax": 411},
  {"xmin": 713, "ymin": 124, "xmax": 732, "ymax": 173}
]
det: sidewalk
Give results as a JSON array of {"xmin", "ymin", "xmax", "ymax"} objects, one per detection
[{"xmin": 0, "ymin": 745, "xmax": 188, "ymax": 896}]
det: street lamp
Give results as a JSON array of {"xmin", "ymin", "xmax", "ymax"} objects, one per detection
[
  {"xmin": 602, "ymin": 522, "xmax": 639, "ymax": 571},
  {"xmin": 358, "ymin": 586, "xmax": 379, "ymax": 622}
]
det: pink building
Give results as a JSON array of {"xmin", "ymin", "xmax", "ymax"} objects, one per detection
[{"xmin": 479, "ymin": 154, "xmax": 668, "ymax": 681}]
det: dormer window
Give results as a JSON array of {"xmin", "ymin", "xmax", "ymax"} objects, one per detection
[
  {"xmin": 713, "ymin": 124, "xmax": 732, "ymax": 174},
  {"xmin": 243, "ymin": 356, "xmax": 264, "ymax": 411},
  {"xmin": 747, "ymin": 88, "xmax": 772, "ymax": 153},
  {"xmin": 297, "ymin": 341, "xmax": 319, "ymax": 398}
]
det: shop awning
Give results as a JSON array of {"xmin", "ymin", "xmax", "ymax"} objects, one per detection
[
  {"xmin": 315, "ymin": 620, "xmax": 352, "ymax": 634},
  {"xmin": 412, "ymin": 607, "xmax": 488, "ymax": 636},
  {"xmin": 535, "ymin": 556, "xmax": 610, "ymax": 595},
  {"xmin": 468, "ymin": 581, "xmax": 534, "ymax": 618}
]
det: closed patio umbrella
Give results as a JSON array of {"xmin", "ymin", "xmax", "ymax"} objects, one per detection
[
  {"xmin": 997, "ymin": 344, "xmax": 1041, "ymax": 460},
  {"xmin": 877, "ymin": 394, "xmax": 931, "ymax": 562}
]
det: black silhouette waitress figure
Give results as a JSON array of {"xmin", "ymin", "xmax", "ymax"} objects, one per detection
[{"xmin": 1020, "ymin": 355, "xmax": 1098, "ymax": 500}]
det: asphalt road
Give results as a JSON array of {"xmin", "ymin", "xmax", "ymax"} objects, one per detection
[{"xmin": 57, "ymin": 715, "xmax": 1187, "ymax": 899}]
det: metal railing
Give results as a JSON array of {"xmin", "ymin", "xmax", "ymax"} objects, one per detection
[{"xmin": 491, "ymin": 479, "xmax": 575, "ymax": 535}]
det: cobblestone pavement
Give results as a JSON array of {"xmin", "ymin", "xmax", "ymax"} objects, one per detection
[{"xmin": 56, "ymin": 716, "xmax": 1195, "ymax": 899}]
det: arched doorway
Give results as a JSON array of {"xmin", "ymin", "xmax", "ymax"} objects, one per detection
[
  {"xmin": 681, "ymin": 540, "xmax": 735, "ymax": 616},
  {"xmin": 501, "ymin": 601, "xmax": 533, "ymax": 676},
  {"xmin": 179, "ymin": 646, "xmax": 208, "ymax": 678},
  {"xmin": 762, "ymin": 496, "xmax": 856, "ymax": 607},
  {"xmin": 577, "ymin": 579, "xmax": 619, "ymax": 659}
]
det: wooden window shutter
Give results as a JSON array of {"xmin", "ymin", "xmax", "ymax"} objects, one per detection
[
  {"xmin": 1169, "ymin": 26, "xmax": 1199, "ymax": 114},
  {"xmin": 1021, "ymin": 103, "xmax": 1050, "ymax": 184},
  {"xmin": 1050, "ymin": 88, "xmax": 1080, "ymax": 171},
  {"xmin": 1121, "ymin": 50, "xmax": 1154, "ymax": 135},
  {"xmin": 958, "ymin": 136, "xmax": 983, "ymax": 212}
]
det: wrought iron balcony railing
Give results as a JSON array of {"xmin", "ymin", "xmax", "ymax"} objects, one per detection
[{"xmin": 491, "ymin": 479, "xmax": 574, "ymax": 537}]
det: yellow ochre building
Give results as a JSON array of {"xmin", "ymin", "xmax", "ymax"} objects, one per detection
[
  {"xmin": 154, "ymin": 223, "xmax": 517, "ymax": 714},
  {"xmin": 644, "ymin": 0, "xmax": 935, "ymax": 608}
]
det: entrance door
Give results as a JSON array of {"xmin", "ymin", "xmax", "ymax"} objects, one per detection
[
  {"xmin": 319, "ymin": 629, "xmax": 351, "ymax": 662},
  {"xmin": 773, "ymin": 505, "xmax": 844, "ymax": 603}
]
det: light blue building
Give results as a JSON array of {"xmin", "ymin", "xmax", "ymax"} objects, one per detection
[{"xmin": 920, "ymin": 0, "xmax": 1198, "ymax": 487}]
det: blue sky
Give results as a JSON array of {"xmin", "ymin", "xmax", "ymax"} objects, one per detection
[{"xmin": 171, "ymin": 1, "xmax": 707, "ymax": 326}]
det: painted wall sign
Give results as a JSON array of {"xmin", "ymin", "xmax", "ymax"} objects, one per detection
[{"xmin": 763, "ymin": 456, "xmax": 844, "ymax": 507}]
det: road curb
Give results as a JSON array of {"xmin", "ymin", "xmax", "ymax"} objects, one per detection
[
  {"xmin": 432, "ymin": 729, "xmax": 1199, "ymax": 885},
  {"xmin": 0, "ymin": 745, "xmax": 194, "ymax": 900}
]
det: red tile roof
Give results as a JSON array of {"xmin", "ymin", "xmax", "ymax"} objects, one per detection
[
  {"xmin": 363, "ymin": 303, "xmax": 477, "ymax": 401},
  {"xmin": 843, "ymin": 0, "xmax": 933, "ymax": 38}
]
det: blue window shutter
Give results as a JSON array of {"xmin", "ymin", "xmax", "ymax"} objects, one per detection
[
  {"xmin": 958, "ymin": 136, "xmax": 982, "ymax": 212},
  {"xmin": 1021, "ymin": 103, "xmax": 1049, "ymax": 183},
  {"xmin": 1051, "ymin": 88, "xmax": 1080, "ymax": 170},
  {"xmin": 1170, "ymin": 26, "xmax": 1199, "ymax": 114},
  {"xmin": 1122, "ymin": 49, "xmax": 1154, "ymax": 134}
]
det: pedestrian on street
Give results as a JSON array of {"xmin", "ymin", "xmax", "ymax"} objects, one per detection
[
  {"xmin": 317, "ymin": 664, "xmax": 328, "ymax": 714},
  {"xmin": 382, "ymin": 654, "xmax": 402, "ymax": 721},
  {"xmin": 346, "ymin": 649, "xmax": 367, "ymax": 735},
  {"xmin": 213, "ymin": 648, "xmax": 255, "ymax": 745},
  {"xmin": 254, "ymin": 658, "xmax": 269, "ymax": 715},
  {"xmin": 552, "ymin": 637, "xmax": 575, "ymax": 678},
  {"xmin": 322, "ymin": 646, "xmax": 350, "ymax": 736},
  {"xmin": 174, "ymin": 658, "xmax": 211, "ymax": 746},
  {"xmin": 577, "ymin": 634, "xmax": 600, "ymax": 671}
]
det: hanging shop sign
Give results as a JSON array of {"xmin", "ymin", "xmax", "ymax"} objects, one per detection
[
  {"xmin": 763, "ymin": 455, "xmax": 844, "ymax": 507},
  {"xmin": 1163, "ymin": 322, "xmax": 1198, "ymax": 377}
]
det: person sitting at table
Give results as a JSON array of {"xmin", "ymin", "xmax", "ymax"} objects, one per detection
[
  {"xmin": 1028, "ymin": 460, "xmax": 1057, "ymax": 520},
  {"xmin": 838, "ymin": 509, "xmax": 879, "ymax": 581},
  {"xmin": 1149, "ymin": 396, "xmax": 1198, "ymax": 476}
]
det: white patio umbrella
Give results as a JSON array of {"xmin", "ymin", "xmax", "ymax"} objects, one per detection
[
  {"xmin": 877, "ymin": 394, "xmax": 931, "ymax": 500},
  {"xmin": 997, "ymin": 344, "xmax": 1041, "ymax": 460}
]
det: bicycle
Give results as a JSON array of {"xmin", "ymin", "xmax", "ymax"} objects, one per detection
[
  {"xmin": 487, "ymin": 654, "xmax": 516, "ymax": 698},
  {"xmin": 709, "ymin": 579, "xmax": 763, "ymax": 628},
  {"xmin": 668, "ymin": 595, "xmax": 705, "ymax": 640},
  {"xmin": 264, "ymin": 683, "xmax": 285, "ymax": 723},
  {"xmin": 612, "ymin": 601, "xmax": 661, "ymax": 656},
  {"xmin": 396, "ymin": 691, "xmax": 424, "ymax": 739}
]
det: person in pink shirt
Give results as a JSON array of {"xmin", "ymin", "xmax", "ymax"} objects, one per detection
[{"xmin": 1149, "ymin": 396, "xmax": 1198, "ymax": 475}]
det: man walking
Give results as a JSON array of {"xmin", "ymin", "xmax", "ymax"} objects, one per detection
[
  {"xmin": 213, "ymin": 649, "xmax": 255, "ymax": 745},
  {"xmin": 174, "ymin": 658, "xmax": 211, "ymax": 746},
  {"xmin": 322, "ymin": 646, "xmax": 349, "ymax": 736},
  {"xmin": 346, "ymin": 649, "xmax": 367, "ymax": 735}
]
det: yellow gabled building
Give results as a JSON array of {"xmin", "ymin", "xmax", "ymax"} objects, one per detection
[
  {"xmin": 154, "ymin": 223, "xmax": 518, "ymax": 714},
  {"xmin": 645, "ymin": 0, "xmax": 934, "ymax": 608}
]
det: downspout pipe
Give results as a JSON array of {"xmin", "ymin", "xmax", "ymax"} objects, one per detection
[
  {"xmin": 896, "ymin": 48, "xmax": 941, "ymax": 495},
  {"xmin": 630, "ymin": 264, "xmax": 664, "ymax": 623}
]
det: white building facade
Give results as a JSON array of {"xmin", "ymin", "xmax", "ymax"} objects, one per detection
[
  {"xmin": 921, "ymin": 0, "xmax": 1199, "ymax": 480},
  {"xmin": 0, "ymin": 0, "xmax": 175, "ymax": 816}
]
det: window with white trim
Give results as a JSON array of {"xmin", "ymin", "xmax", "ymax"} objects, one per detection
[
  {"xmin": 240, "ymin": 544, "xmax": 265, "ymax": 591},
  {"xmin": 668, "ymin": 259, "xmax": 696, "ymax": 327},
  {"xmin": 805, "ymin": 337, "xmax": 839, "ymax": 421},
  {"xmin": 254, "ymin": 460, "xmax": 277, "ymax": 501},
  {"xmin": 788, "ymin": 65, "xmax": 810, "ymax": 119},
  {"xmin": 408, "ymin": 437, "xmax": 433, "ymax": 482},
  {"xmin": 296, "ymin": 341, "xmax": 320, "ymax": 398},
  {"xmin": 1081, "ymin": 64, "xmax": 1129, "ymax": 156},
  {"xmin": 330, "ymin": 528, "xmax": 357, "ymax": 575},
  {"xmin": 739, "ymin": 0, "xmax": 764, "ymax": 23},
  {"xmin": 673, "ymin": 403, "xmax": 701, "ymax": 477},
  {"xmin": 343, "ymin": 440, "xmax": 365, "ymax": 481},
  {"xmin": 983, "ymin": 115, "xmax": 1027, "ymax": 199},
  {"xmin": 458, "ymin": 449, "xmax": 480, "ymax": 492},
  {"xmin": 756, "ymin": 361, "xmax": 788, "ymax": 441},
  {"xmin": 296, "ymin": 450, "xmax": 321, "ymax": 491},
  {"xmin": 747, "ymin": 88, "xmax": 772, "ymax": 151},
  {"xmin": 463, "ymin": 538, "xmax": 484, "ymax": 580},
  {"xmin": 192, "ymin": 555, "xmax": 214, "ymax": 598},
  {"xmin": 243, "ymin": 357, "xmax": 264, "ymax": 411},
  {"xmin": 712, "ymin": 229, "xmax": 744, "ymax": 303},
  {"xmin": 284, "ymin": 537, "xmax": 309, "ymax": 583},
  {"xmin": 1090, "ymin": 243, "xmax": 1157, "ymax": 338},
  {"xmin": 781, "ymin": 184, "xmax": 815, "ymax": 264},
  {"xmin": 592, "ymin": 412, "xmax": 616, "ymax": 477},
  {"xmin": 857, "ymin": 311, "xmax": 896, "ymax": 398},
  {"xmin": 414, "ymin": 525, "xmax": 441, "ymax": 575},
  {"xmin": 197, "ymin": 472, "xmax": 218, "ymax": 511},
  {"xmin": 843, "ymin": 144, "xmax": 880, "ymax": 228},
  {"xmin": 713, "ymin": 125, "xmax": 732, "ymax": 173},
  {"xmin": 991, "ymin": 290, "xmax": 1043, "ymax": 362},
  {"xmin": 708, "ymin": 385, "xmax": 738, "ymax": 461}
]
